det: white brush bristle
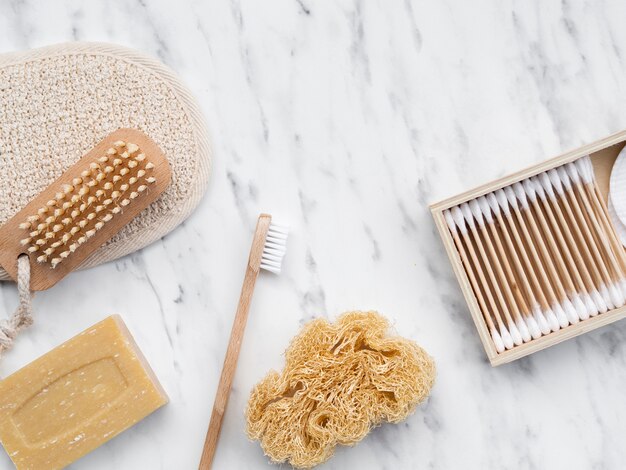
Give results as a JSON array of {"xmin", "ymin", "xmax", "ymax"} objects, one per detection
[{"xmin": 260, "ymin": 222, "xmax": 289, "ymax": 274}]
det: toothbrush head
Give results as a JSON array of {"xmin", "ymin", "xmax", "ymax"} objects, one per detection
[
  {"xmin": 260, "ymin": 220, "xmax": 289, "ymax": 274},
  {"xmin": 0, "ymin": 129, "xmax": 171, "ymax": 291}
]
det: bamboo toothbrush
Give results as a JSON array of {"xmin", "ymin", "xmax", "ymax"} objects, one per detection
[
  {"xmin": 444, "ymin": 210, "xmax": 506, "ymax": 352},
  {"xmin": 460, "ymin": 203, "xmax": 523, "ymax": 345},
  {"xmin": 489, "ymin": 191, "xmax": 553, "ymax": 335},
  {"xmin": 536, "ymin": 172, "xmax": 607, "ymax": 314},
  {"xmin": 480, "ymin": 195, "xmax": 543, "ymax": 338},
  {"xmin": 199, "ymin": 214, "xmax": 288, "ymax": 469},
  {"xmin": 521, "ymin": 179, "xmax": 586, "ymax": 322},
  {"xmin": 471, "ymin": 198, "xmax": 534, "ymax": 341},
  {"xmin": 565, "ymin": 162, "xmax": 626, "ymax": 297},
  {"xmin": 575, "ymin": 157, "xmax": 626, "ymax": 290},
  {"xmin": 529, "ymin": 176, "xmax": 599, "ymax": 317},
  {"xmin": 549, "ymin": 169, "xmax": 623, "ymax": 309},
  {"xmin": 502, "ymin": 187, "xmax": 564, "ymax": 331},
  {"xmin": 451, "ymin": 207, "xmax": 514, "ymax": 349}
]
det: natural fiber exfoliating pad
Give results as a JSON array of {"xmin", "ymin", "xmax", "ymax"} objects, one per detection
[
  {"xmin": 0, "ymin": 42, "xmax": 211, "ymax": 280},
  {"xmin": 246, "ymin": 311, "xmax": 436, "ymax": 468}
]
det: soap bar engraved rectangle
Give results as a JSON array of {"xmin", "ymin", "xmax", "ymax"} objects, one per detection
[{"xmin": 0, "ymin": 315, "xmax": 168, "ymax": 469}]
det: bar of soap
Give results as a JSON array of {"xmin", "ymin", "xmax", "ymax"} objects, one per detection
[{"xmin": 0, "ymin": 315, "xmax": 168, "ymax": 469}]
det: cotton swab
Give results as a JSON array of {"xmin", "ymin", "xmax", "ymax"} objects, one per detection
[
  {"xmin": 552, "ymin": 168, "xmax": 624, "ymax": 308},
  {"xmin": 530, "ymin": 176, "xmax": 598, "ymax": 317},
  {"xmin": 451, "ymin": 207, "xmax": 515, "ymax": 349},
  {"xmin": 568, "ymin": 160, "xmax": 626, "ymax": 297},
  {"xmin": 445, "ymin": 210, "xmax": 506, "ymax": 352},
  {"xmin": 521, "ymin": 179, "xmax": 586, "ymax": 322},
  {"xmin": 478, "ymin": 196, "xmax": 542, "ymax": 339},
  {"xmin": 459, "ymin": 203, "xmax": 524, "ymax": 345},
  {"xmin": 470, "ymin": 198, "xmax": 532, "ymax": 341},
  {"xmin": 536, "ymin": 172, "xmax": 607, "ymax": 315},
  {"xmin": 511, "ymin": 183, "xmax": 578, "ymax": 326},
  {"xmin": 488, "ymin": 191, "xmax": 551, "ymax": 335},
  {"xmin": 502, "ymin": 187, "xmax": 565, "ymax": 330}
]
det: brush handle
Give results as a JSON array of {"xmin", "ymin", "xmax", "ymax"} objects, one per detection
[{"xmin": 198, "ymin": 215, "xmax": 271, "ymax": 470}]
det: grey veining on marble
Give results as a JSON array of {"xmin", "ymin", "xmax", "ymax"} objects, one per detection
[{"xmin": 1, "ymin": 1, "xmax": 626, "ymax": 469}]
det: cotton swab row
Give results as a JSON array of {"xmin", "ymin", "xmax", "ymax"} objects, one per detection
[{"xmin": 445, "ymin": 155, "xmax": 626, "ymax": 353}]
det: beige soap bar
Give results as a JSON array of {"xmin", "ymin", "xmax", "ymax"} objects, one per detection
[{"xmin": 0, "ymin": 315, "xmax": 168, "ymax": 469}]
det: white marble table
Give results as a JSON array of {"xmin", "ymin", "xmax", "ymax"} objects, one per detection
[{"xmin": 1, "ymin": 1, "xmax": 626, "ymax": 469}]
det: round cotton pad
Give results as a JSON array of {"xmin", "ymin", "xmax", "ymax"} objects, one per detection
[
  {"xmin": 608, "ymin": 197, "xmax": 626, "ymax": 248},
  {"xmin": 0, "ymin": 42, "xmax": 211, "ymax": 280},
  {"xmin": 609, "ymin": 145, "xmax": 626, "ymax": 230}
]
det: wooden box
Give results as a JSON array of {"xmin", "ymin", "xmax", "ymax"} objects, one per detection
[{"xmin": 431, "ymin": 130, "xmax": 626, "ymax": 366}]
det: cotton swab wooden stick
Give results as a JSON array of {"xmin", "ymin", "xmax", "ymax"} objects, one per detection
[
  {"xmin": 530, "ymin": 176, "xmax": 599, "ymax": 317},
  {"xmin": 199, "ymin": 214, "xmax": 288, "ymax": 469},
  {"xmin": 565, "ymin": 162, "xmax": 626, "ymax": 293},
  {"xmin": 458, "ymin": 204, "xmax": 523, "ymax": 345},
  {"xmin": 502, "ymin": 187, "xmax": 564, "ymax": 331},
  {"xmin": 445, "ymin": 210, "xmax": 506, "ymax": 352},
  {"xmin": 476, "ymin": 196, "xmax": 541, "ymax": 339},
  {"xmin": 451, "ymin": 207, "xmax": 514, "ymax": 349},
  {"xmin": 510, "ymin": 184, "xmax": 576, "ymax": 326},
  {"xmin": 488, "ymin": 192, "xmax": 551, "ymax": 335},
  {"xmin": 469, "ymin": 199, "xmax": 532, "ymax": 342},
  {"xmin": 536, "ymin": 172, "xmax": 608, "ymax": 314},
  {"xmin": 521, "ymin": 179, "xmax": 586, "ymax": 322},
  {"xmin": 550, "ymin": 168, "xmax": 624, "ymax": 308},
  {"xmin": 575, "ymin": 157, "xmax": 626, "ymax": 284}
]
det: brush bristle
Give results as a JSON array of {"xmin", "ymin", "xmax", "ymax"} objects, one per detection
[
  {"xmin": 18, "ymin": 140, "xmax": 157, "ymax": 268},
  {"xmin": 261, "ymin": 222, "xmax": 289, "ymax": 274}
]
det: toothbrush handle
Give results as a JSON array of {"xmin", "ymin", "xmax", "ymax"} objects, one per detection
[{"xmin": 199, "ymin": 215, "xmax": 271, "ymax": 469}]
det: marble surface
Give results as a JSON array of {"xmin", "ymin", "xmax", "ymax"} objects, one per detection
[{"xmin": 1, "ymin": 1, "xmax": 626, "ymax": 469}]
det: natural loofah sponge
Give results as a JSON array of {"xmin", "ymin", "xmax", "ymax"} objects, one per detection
[{"xmin": 246, "ymin": 311, "xmax": 435, "ymax": 468}]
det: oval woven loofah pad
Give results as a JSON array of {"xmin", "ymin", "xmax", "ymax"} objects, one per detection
[
  {"xmin": 246, "ymin": 311, "xmax": 436, "ymax": 469},
  {"xmin": 0, "ymin": 42, "xmax": 211, "ymax": 280}
]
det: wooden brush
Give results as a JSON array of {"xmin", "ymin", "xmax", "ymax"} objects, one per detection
[
  {"xmin": 199, "ymin": 214, "xmax": 288, "ymax": 469},
  {"xmin": 0, "ymin": 128, "xmax": 171, "ymax": 291}
]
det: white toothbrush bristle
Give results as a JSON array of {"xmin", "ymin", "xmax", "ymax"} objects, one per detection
[{"xmin": 260, "ymin": 222, "xmax": 289, "ymax": 274}]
